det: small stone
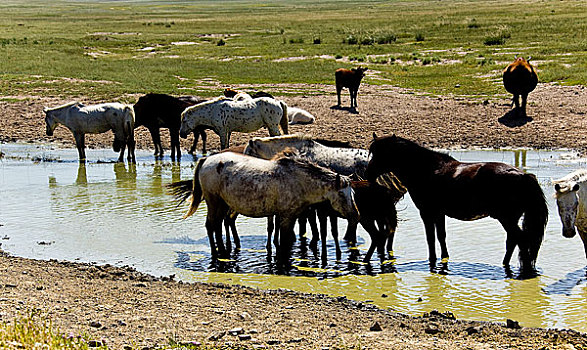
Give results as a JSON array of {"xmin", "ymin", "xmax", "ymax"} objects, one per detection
[
  {"xmin": 208, "ymin": 331, "xmax": 226, "ymax": 341},
  {"xmin": 180, "ymin": 341, "xmax": 201, "ymax": 347},
  {"xmin": 229, "ymin": 327, "xmax": 245, "ymax": 335},
  {"xmin": 329, "ymin": 323, "xmax": 336, "ymax": 328},
  {"xmin": 90, "ymin": 321, "xmax": 101, "ymax": 328},
  {"xmin": 425, "ymin": 324, "xmax": 440, "ymax": 335},
  {"xmin": 417, "ymin": 297, "xmax": 423, "ymax": 302},
  {"xmin": 240, "ymin": 312, "xmax": 251, "ymax": 320},
  {"xmin": 369, "ymin": 321, "xmax": 383, "ymax": 332},
  {"xmin": 465, "ymin": 326, "xmax": 481, "ymax": 335},
  {"xmin": 287, "ymin": 338, "xmax": 303, "ymax": 343},
  {"xmin": 381, "ymin": 294, "xmax": 388, "ymax": 298},
  {"xmin": 249, "ymin": 329, "xmax": 259, "ymax": 334},
  {"xmin": 506, "ymin": 319, "xmax": 521, "ymax": 329},
  {"xmin": 266, "ymin": 339, "xmax": 280, "ymax": 345},
  {"xmin": 88, "ymin": 340, "xmax": 103, "ymax": 347},
  {"xmin": 123, "ymin": 346, "xmax": 132, "ymax": 350},
  {"xmin": 202, "ymin": 321, "xmax": 210, "ymax": 325},
  {"xmin": 238, "ymin": 334, "xmax": 252, "ymax": 341}
]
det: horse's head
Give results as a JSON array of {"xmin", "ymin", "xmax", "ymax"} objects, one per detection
[
  {"xmin": 366, "ymin": 133, "xmax": 399, "ymax": 183},
  {"xmin": 326, "ymin": 174, "xmax": 360, "ymax": 223},
  {"xmin": 44, "ymin": 108, "xmax": 58, "ymax": 136},
  {"xmin": 554, "ymin": 182, "xmax": 580, "ymax": 238},
  {"xmin": 179, "ymin": 106, "xmax": 196, "ymax": 139}
]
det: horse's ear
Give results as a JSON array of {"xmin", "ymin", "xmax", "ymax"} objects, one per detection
[
  {"xmin": 554, "ymin": 183, "xmax": 561, "ymax": 192},
  {"xmin": 572, "ymin": 183, "xmax": 580, "ymax": 192},
  {"xmin": 43, "ymin": 107, "xmax": 48, "ymax": 113},
  {"xmin": 391, "ymin": 134, "xmax": 397, "ymax": 141},
  {"xmin": 527, "ymin": 56, "xmax": 532, "ymax": 62}
]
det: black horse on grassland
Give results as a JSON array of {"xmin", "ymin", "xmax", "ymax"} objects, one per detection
[{"xmin": 366, "ymin": 134, "xmax": 548, "ymax": 271}]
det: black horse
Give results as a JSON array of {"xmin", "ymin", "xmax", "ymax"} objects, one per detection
[
  {"xmin": 366, "ymin": 134, "xmax": 548, "ymax": 271},
  {"xmin": 133, "ymin": 93, "xmax": 209, "ymax": 160}
]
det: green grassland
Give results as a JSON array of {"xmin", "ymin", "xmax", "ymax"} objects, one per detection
[{"xmin": 0, "ymin": 0, "xmax": 585, "ymax": 101}]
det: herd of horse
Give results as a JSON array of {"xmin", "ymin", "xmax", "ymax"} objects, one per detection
[{"xmin": 42, "ymin": 61, "xmax": 586, "ymax": 275}]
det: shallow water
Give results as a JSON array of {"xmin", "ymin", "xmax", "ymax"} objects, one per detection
[{"xmin": 0, "ymin": 144, "xmax": 586, "ymax": 331}]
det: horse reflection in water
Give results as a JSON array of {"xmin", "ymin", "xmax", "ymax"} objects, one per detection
[{"xmin": 169, "ymin": 152, "xmax": 359, "ymax": 259}]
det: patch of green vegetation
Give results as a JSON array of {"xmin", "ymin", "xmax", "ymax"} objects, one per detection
[
  {"xmin": 0, "ymin": 312, "xmax": 100, "ymax": 349},
  {"xmin": 0, "ymin": 0, "xmax": 584, "ymax": 100}
]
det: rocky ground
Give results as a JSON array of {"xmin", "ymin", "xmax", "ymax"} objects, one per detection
[{"xmin": 1, "ymin": 84, "xmax": 587, "ymax": 349}]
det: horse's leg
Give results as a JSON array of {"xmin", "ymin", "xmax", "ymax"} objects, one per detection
[
  {"xmin": 117, "ymin": 140, "xmax": 126, "ymax": 163},
  {"xmin": 224, "ymin": 213, "xmax": 233, "ymax": 253},
  {"xmin": 219, "ymin": 131, "xmax": 228, "ymax": 150},
  {"xmin": 343, "ymin": 221, "xmax": 358, "ymax": 245},
  {"xmin": 298, "ymin": 212, "xmax": 307, "ymax": 240},
  {"xmin": 435, "ymin": 216, "xmax": 449, "ymax": 260},
  {"xmin": 386, "ymin": 227, "xmax": 396, "ymax": 256},
  {"xmin": 499, "ymin": 218, "xmax": 523, "ymax": 267},
  {"xmin": 74, "ymin": 133, "xmax": 86, "ymax": 163},
  {"xmin": 267, "ymin": 216, "xmax": 275, "ymax": 251},
  {"xmin": 336, "ymin": 85, "xmax": 342, "ymax": 106},
  {"xmin": 318, "ymin": 208, "xmax": 329, "ymax": 261},
  {"xmin": 308, "ymin": 208, "xmax": 319, "ymax": 248},
  {"xmin": 330, "ymin": 214, "xmax": 341, "ymax": 260},
  {"xmin": 578, "ymin": 229, "xmax": 587, "ymax": 259},
  {"xmin": 200, "ymin": 130, "xmax": 207, "ymax": 155},
  {"xmin": 149, "ymin": 128, "xmax": 162, "ymax": 157},
  {"xmin": 170, "ymin": 128, "xmax": 181, "ymax": 161},
  {"xmin": 189, "ymin": 130, "xmax": 200, "ymax": 155},
  {"xmin": 206, "ymin": 197, "xmax": 228, "ymax": 258},
  {"xmin": 277, "ymin": 217, "xmax": 296, "ymax": 255},
  {"xmin": 421, "ymin": 213, "xmax": 437, "ymax": 264},
  {"xmin": 127, "ymin": 134, "xmax": 136, "ymax": 163},
  {"xmin": 361, "ymin": 219, "xmax": 380, "ymax": 263},
  {"xmin": 521, "ymin": 93, "xmax": 528, "ymax": 117},
  {"xmin": 229, "ymin": 212, "xmax": 240, "ymax": 250},
  {"xmin": 513, "ymin": 93, "xmax": 520, "ymax": 114}
]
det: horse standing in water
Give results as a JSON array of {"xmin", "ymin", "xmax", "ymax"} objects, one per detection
[
  {"xmin": 179, "ymin": 97, "xmax": 288, "ymax": 149},
  {"xmin": 553, "ymin": 169, "xmax": 587, "ymax": 259},
  {"xmin": 366, "ymin": 134, "xmax": 548, "ymax": 271},
  {"xmin": 133, "ymin": 93, "xmax": 208, "ymax": 160},
  {"xmin": 44, "ymin": 102, "xmax": 135, "ymax": 163},
  {"xmin": 169, "ymin": 152, "xmax": 359, "ymax": 258}
]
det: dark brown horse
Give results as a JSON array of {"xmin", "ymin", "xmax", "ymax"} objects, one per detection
[
  {"xmin": 366, "ymin": 134, "xmax": 548, "ymax": 271},
  {"xmin": 133, "ymin": 93, "xmax": 209, "ymax": 160}
]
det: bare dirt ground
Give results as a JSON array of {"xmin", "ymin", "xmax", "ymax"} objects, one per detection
[{"xmin": 1, "ymin": 84, "xmax": 587, "ymax": 349}]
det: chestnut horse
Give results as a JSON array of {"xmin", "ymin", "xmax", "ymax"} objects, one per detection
[{"xmin": 503, "ymin": 57, "xmax": 538, "ymax": 117}]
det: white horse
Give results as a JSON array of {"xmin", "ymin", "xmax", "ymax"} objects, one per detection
[
  {"xmin": 288, "ymin": 107, "xmax": 315, "ymax": 125},
  {"xmin": 553, "ymin": 169, "xmax": 587, "ymax": 258},
  {"xmin": 179, "ymin": 97, "xmax": 289, "ymax": 149},
  {"xmin": 169, "ymin": 151, "xmax": 359, "ymax": 258},
  {"xmin": 44, "ymin": 101, "xmax": 136, "ymax": 162}
]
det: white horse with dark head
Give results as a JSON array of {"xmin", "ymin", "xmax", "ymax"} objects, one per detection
[
  {"xmin": 553, "ymin": 169, "xmax": 587, "ymax": 258},
  {"xmin": 44, "ymin": 101, "xmax": 136, "ymax": 163},
  {"xmin": 179, "ymin": 97, "xmax": 288, "ymax": 149},
  {"xmin": 169, "ymin": 152, "xmax": 359, "ymax": 258}
]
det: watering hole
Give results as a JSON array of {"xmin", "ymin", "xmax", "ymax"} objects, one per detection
[{"xmin": 0, "ymin": 143, "xmax": 586, "ymax": 331}]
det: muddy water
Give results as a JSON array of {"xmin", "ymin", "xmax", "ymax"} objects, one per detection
[{"xmin": 0, "ymin": 144, "xmax": 586, "ymax": 331}]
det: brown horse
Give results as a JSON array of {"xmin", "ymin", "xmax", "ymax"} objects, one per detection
[
  {"xmin": 503, "ymin": 57, "xmax": 538, "ymax": 117},
  {"xmin": 366, "ymin": 134, "xmax": 548, "ymax": 271},
  {"xmin": 335, "ymin": 67, "xmax": 367, "ymax": 108},
  {"xmin": 133, "ymin": 93, "xmax": 209, "ymax": 160}
]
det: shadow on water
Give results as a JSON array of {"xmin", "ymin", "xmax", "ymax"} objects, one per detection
[
  {"xmin": 171, "ymin": 235, "xmax": 528, "ymax": 280},
  {"xmin": 542, "ymin": 266, "xmax": 587, "ymax": 295}
]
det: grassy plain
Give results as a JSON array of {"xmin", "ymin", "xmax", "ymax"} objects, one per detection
[{"xmin": 0, "ymin": 0, "xmax": 585, "ymax": 101}]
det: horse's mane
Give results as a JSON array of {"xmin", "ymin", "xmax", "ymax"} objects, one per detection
[
  {"xmin": 386, "ymin": 136, "xmax": 455, "ymax": 163},
  {"xmin": 45, "ymin": 101, "xmax": 81, "ymax": 112},
  {"xmin": 553, "ymin": 169, "xmax": 587, "ymax": 186},
  {"xmin": 251, "ymin": 133, "xmax": 312, "ymax": 143},
  {"xmin": 314, "ymin": 138, "xmax": 353, "ymax": 148},
  {"xmin": 184, "ymin": 95, "xmax": 229, "ymax": 111}
]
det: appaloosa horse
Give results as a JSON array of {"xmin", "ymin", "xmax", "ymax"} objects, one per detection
[{"xmin": 553, "ymin": 169, "xmax": 587, "ymax": 259}]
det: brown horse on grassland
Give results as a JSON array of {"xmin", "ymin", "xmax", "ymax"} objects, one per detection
[
  {"xmin": 366, "ymin": 134, "xmax": 548, "ymax": 271},
  {"xmin": 503, "ymin": 57, "xmax": 538, "ymax": 117},
  {"xmin": 133, "ymin": 93, "xmax": 209, "ymax": 160}
]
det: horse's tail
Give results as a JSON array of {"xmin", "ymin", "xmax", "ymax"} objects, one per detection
[
  {"xmin": 279, "ymin": 100, "xmax": 289, "ymax": 135},
  {"xmin": 521, "ymin": 173, "xmax": 548, "ymax": 269},
  {"xmin": 168, "ymin": 157, "xmax": 206, "ymax": 219},
  {"xmin": 124, "ymin": 105, "xmax": 135, "ymax": 143}
]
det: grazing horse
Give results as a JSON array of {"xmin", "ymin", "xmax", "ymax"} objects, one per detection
[
  {"xmin": 366, "ymin": 134, "xmax": 548, "ymax": 270},
  {"xmin": 133, "ymin": 93, "xmax": 208, "ymax": 160},
  {"xmin": 503, "ymin": 57, "xmax": 538, "ymax": 117},
  {"xmin": 335, "ymin": 67, "xmax": 368, "ymax": 108},
  {"xmin": 169, "ymin": 152, "xmax": 359, "ymax": 258},
  {"xmin": 180, "ymin": 97, "xmax": 289, "ymax": 150},
  {"xmin": 553, "ymin": 169, "xmax": 587, "ymax": 258},
  {"xmin": 44, "ymin": 102, "xmax": 135, "ymax": 163}
]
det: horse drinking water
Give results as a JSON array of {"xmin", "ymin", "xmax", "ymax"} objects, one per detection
[
  {"xmin": 44, "ymin": 102, "xmax": 136, "ymax": 163},
  {"xmin": 169, "ymin": 152, "xmax": 359, "ymax": 258},
  {"xmin": 553, "ymin": 169, "xmax": 587, "ymax": 259},
  {"xmin": 366, "ymin": 134, "xmax": 548, "ymax": 271}
]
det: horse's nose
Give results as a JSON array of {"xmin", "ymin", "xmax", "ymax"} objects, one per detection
[{"xmin": 563, "ymin": 227, "xmax": 577, "ymax": 238}]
